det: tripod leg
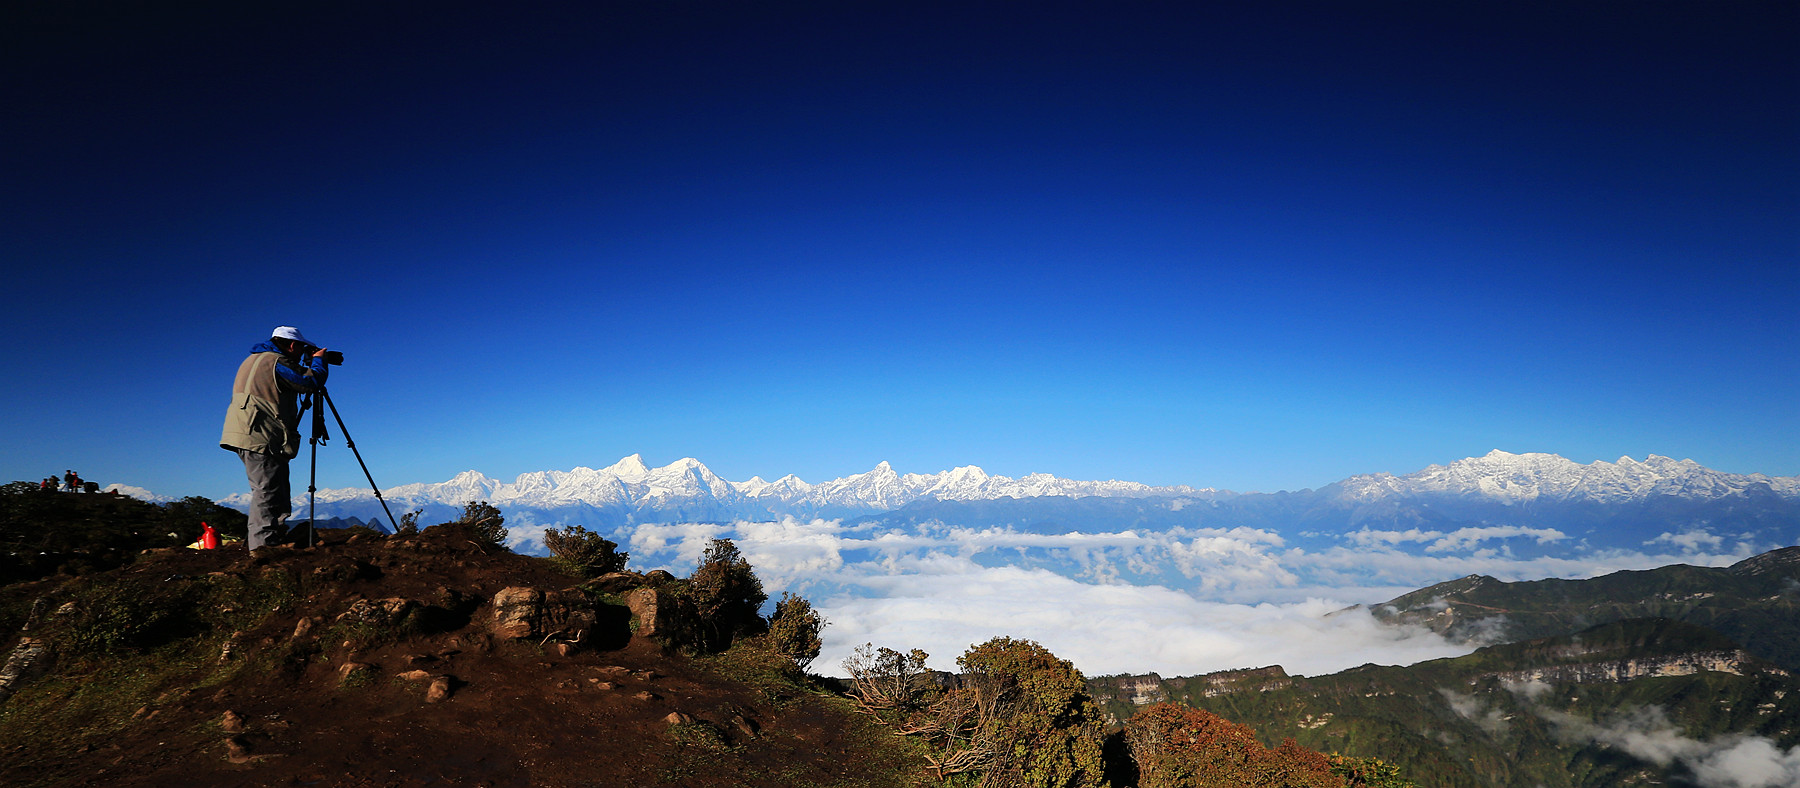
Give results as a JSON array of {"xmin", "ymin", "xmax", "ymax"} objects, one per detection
[
  {"xmin": 320, "ymin": 388, "xmax": 402, "ymax": 535},
  {"xmin": 308, "ymin": 393, "xmax": 324, "ymax": 548}
]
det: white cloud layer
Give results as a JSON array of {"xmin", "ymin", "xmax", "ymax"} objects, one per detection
[
  {"xmin": 610, "ymin": 517, "xmax": 1770, "ymax": 679},
  {"xmin": 1507, "ymin": 682, "xmax": 1800, "ymax": 788}
]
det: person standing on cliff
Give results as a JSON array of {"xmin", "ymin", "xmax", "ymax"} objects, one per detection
[{"xmin": 220, "ymin": 326, "xmax": 330, "ymax": 550}]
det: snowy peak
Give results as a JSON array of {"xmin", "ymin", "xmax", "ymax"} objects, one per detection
[
  {"xmin": 1338, "ymin": 451, "xmax": 1797, "ymax": 504},
  {"xmin": 603, "ymin": 454, "xmax": 651, "ymax": 482},
  {"xmin": 268, "ymin": 451, "xmax": 1796, "ymax": 526}
]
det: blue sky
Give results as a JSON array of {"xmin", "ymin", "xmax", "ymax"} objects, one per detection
[{"xmin": 3, "ymin": 2, "xmax": 1795, "ymax": 501}]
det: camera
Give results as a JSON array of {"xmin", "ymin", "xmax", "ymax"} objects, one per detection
[{"xmin": 322, "ymin": 350, "xmax": 344, "ymax": 366}]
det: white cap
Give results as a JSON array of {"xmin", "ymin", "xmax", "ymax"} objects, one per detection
[{"xmin": 271, "ymin": 326, "xmax": 312, "ymax": 345}]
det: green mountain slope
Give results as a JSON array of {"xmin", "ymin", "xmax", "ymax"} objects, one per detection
[
  {"xmin": 1371, "ymin": 547, "xmax": 1800, "ymax": 671},
  {"xmin": 1093, "ymin": 619, "xmax": 1800, "ymax": 788}
]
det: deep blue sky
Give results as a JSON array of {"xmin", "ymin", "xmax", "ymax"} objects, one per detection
[{"xmin": 3, "ymin": 1, "xmax": 1795, "ymax": 501}]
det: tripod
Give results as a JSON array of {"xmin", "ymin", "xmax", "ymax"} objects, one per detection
[{"xmin": 301, "ymin": 387, "xmax": 400, "ymax": 548}]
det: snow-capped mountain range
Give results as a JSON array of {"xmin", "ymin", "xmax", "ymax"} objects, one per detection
[
  {"xmin": 1333, "ymin": 450, "xmax": 1800, "ymax": 504},
  {"xmin": 250, "ymin": 453, "xmax": 1212, "ymax": 525},
  {"xmin": 215, "ymin": 450, "xmax": 1799, "ymax": 532}
]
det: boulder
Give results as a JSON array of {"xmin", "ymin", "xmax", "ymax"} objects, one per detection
[
  {"xmin": 625, "ymin": 587, "xmax": 677, "ymax": 638},
  {"xmin": 335, "ymin": 598, "xmax": 416, "ymax": 629},
  {"xmin": 583, "ymin": 571, "xmax": 646, "ymax": 595},
  {"xmin": 488, "ymin": 587, "xmax": 597, "ymax": 643},
  {"xmin": 0, "ymin": 637, "xmax": 49, "ymax": 706},
  {"xmin": 338, "ymin": 662, "xmax": 377, "ymax": 683},
  {"xmin": 425, "ymin": 676, "xmax": 454, "ymax": 703}
]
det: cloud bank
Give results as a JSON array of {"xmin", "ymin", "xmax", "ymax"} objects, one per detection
[{"xmin": 588, "ymin": 517, "xmax": 1768, "ymax": 679}]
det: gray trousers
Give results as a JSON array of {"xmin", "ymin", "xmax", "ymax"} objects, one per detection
[{"xmin": 236, "ymin": 449, "xmax": 292, "ymax": 549}]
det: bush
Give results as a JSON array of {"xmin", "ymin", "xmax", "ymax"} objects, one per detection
[
  {"xmin": 957, "ymin": 636, "xmax": 1109, "ymax": 788},
  {"xmin": 1328, "ymin": 755, "xmax": 1415, "ymax": 788},
  {"xmin": 1126, "ymin": 703, "xmax": 1344, "ymax": 788},
  {"xmin": 457, "ymin": 501, "xmax": 506, "ymax": 548},
  {"xmin": 685, "ymin": 538, "xmax": 767, "ymax": 651},
  {"xmin": 766, "ymin": 592, "xmax": 825, "ymax": 671},
  {"xmin": 544, "ymin": 524, "xmax": 628, "ymax": 578},
  {"xmin": 396, "ymin": 509, "xmax": 422, "ymax": 536}
]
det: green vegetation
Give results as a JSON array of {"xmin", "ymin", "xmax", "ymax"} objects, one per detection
[
  {"xmin": 457, "ymin": 500, "xmax": 507, "ymax": 548},
  {"xmin": 1374, "ymin": 549, "xmax": 1800, "ymax": 671},
  {"xmin": 544, "ymin": 524, "xmax": 629, "ymax": 578},
  {"xmin": 1091, "ymin": 619, "xmax": 1800, "ymax": 788},
  {"xmin": 1124, "ymin": 703, "xmax": 1341, "ymax": 788},
  {"xmin": 1326, "ymin": 755, "xmax": 1416, "ymax": 788},
  {"xmin": 958, "ymin": 636, "xmax": 1109, "ymax": 788},
  {"xmin": 686, "ymin": 538, "xmax": 768, "ymax": 651},
  {"xmin": 766, "ymin": 591, "xmax": 825, "ymax": 671},
  {"xmin": 0, "ymin": 567, "xmax": 300, "ymax": 787}
]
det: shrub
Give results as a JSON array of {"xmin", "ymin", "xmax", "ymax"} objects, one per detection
[
  {"xmin": 957, "ymin": 636, "xmax": 1108, "ymax": 788},
  {"xmin": 686, "ymin": 538, "xmax": 767, "ymax": 650},
  {"xmin": 457, "ymin": 501, "xmax": 506, "ymax": 548},
  {"xmin": 766, "ymin": 592, "xmax": 825, "ymax": 671},
  {"xmin": 396, "ymin": 509, "xmax": 422, "ymax": 536},
  {"xmin": 1328, "ymin": 755, "xmax": 1415, "ymax": 788},
  {"xmin": 1126, "ymin": 703, "xmax": 1344, "ymax": 788},
  {"xmin": 843, "ymin": 644, "xmax": 935, "ymax": 717},
  {"xmin": 544, "ymin": 524, "xmax": 629, "ymax": 578}
]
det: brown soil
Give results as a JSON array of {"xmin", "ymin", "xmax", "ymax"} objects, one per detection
[{"xmin": 0, "ymin": 526, "xmax": 923, "ymax": 788}]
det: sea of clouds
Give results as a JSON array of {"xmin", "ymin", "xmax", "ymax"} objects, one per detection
[{"xmin": 505, "ymin": 517, "xmax": 1769, "ymax": 680}]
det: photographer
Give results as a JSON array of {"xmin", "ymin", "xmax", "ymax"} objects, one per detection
[{"xmin": 219, "ymin": 326, "xmax": 332, "ymax": 550}]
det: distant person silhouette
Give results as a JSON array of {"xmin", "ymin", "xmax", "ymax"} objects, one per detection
[{"xmin": 220, "ymin": 326, "xmax": 330, "ymax": 550}]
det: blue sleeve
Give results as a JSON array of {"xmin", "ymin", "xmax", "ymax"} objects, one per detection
[{"xmin": 276, "ymin": 354, "xmax": 329, "ymax": 392}]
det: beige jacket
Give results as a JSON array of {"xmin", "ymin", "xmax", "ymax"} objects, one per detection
[{"xmin": 219, "ymin": 351, "xmax": 307, "ymax": 458}]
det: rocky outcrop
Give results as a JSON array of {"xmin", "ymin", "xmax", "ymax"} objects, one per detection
[
  {"xmin": 0, "ymin": 637, "xmax": 49, "ymax": 706},
  {"xmin": 489, "ymin": 587, "xmax": 598, "ymax": 644},
  {"xmin": 625, "ymin": 587, "xmax": 677, "ymax": 638},
  {"xmin": 1192, "ymin": 666, "xmax": 1292, "ymax": 698},
  {"xmin": 1091, "ymin": 673, "xmax": 1169, "ymax": 706},
  {"xmin": 1491, "ymin": 649, "xmax": 1784, "ymax": 686}
]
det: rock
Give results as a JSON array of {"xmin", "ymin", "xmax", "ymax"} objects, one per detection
[
  {"xmin": 633, "ymin": 691, "xmax": 659, "ymax": 702},
  {"xmin": 312, "ymin": 557, "xmax": 377, "ymax": 583},
  {"xmin": 593, "ymin": 665, "xmax": 630, "ymax": 679},
  {"xmin": 335, "ymin": 597, "xmax": 416, "ymax": 628},
  {"xmin": 221, "ymin": 710, "xmax": 246, "ymax": 733},
  {"xmin": 225, "ymin": 736, "xmax": 253, "ymax": 764},
  {"xmin": 425, "ymin": 676, "xmax": 454, "ymax": 703},
  {"xmin": 0, "ymin": 637, "xmax": 50, "ymax": 706},
  {"xmin": 338, "ymin": 662, "xmax": 376, "ymax": 683},
  {"xmin": 291, "ymin": 618, "xmax": 316, "ymax": 639},
  {"xmin": 589, "ymin": 680, "xmax": 616, "ymax": 690},
  {"xmin": 218, "ymin": 631, "xmax": 243, "ymax": 663},
  {"xmin": 552, "ymin": 642, "xmax": 577, "ymax": 658},
  {"xmin": 583, "ymin": 571, "xmax": 645, "ymax": 594},
  {"xmin": 488, "ymin": 586, "xmax": 597, "ymax": 642},
  {"xmin": 730, "ymin": 714, "xmax": 759, "ymax": 739},
  {"xmin": 632, "ymin": 670, "xmax": 657, "ymax": 681},
  {"xmin": 643, "ymin": 569, "xmax": 676, "ymax": 584},
  {"xmin": 625, "ymin": 587, "xmax": 677, "ymax": 638},
  {"xmin": 397, "ymin": 670, "xmax": 432, "ymax": 681},
  {"xmin": 662, "ymin": 711, "xmax": 694, "ymax": 725}
]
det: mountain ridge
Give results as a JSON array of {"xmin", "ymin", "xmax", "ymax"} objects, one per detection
[{"xmin": 218, "ymin": 451, "xmax": 1799, "ymax": 526}]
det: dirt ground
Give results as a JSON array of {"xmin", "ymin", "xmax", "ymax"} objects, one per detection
[{"xmin": 0, "ymin": 526, "xmax": 922, "ymax": 788}]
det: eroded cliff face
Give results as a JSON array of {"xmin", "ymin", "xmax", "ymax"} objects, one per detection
[
  {"xmin": 1491, "ymin": 648, "xmax": 1788, "ymax": 686},
  {"xmin": 1092, "ymin": 665, "xmax": 1295, "ymax": 709}
]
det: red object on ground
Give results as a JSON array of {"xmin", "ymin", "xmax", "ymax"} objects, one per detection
[{"xmin": 200, "ymin": 522, "xmax": 219, "ymax": 550}]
